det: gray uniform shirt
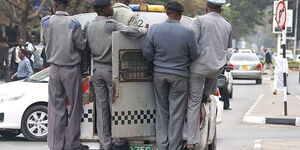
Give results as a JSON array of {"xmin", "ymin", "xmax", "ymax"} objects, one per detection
[
  {"xmin": 41, "ymin": 11, "xmax": 85, "ymax": 66},
  {"xmin": 84, "ymin": 16, "xmax": 146, "ymax": 68},
  {"xmin": 143, "ymin": 19, "xmax": 199, "ymax": 77},
  {"xmin": 190, "ymin": 12, "xmax": 232, "ymax": 75}
]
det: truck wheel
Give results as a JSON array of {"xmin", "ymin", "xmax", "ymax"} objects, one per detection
[
  {"xmin": 21, "ymin": 105, "xmax": 48, "ymax": 141},
  {"xmin": 207, "ymin": 130, "xmax": 217, "ymax": 150},
  {"xmin": 0, "ymin": 130, "xmax": 21, "ymax": 138},
  {"xmin": 256, "ymin": 79, "xmax": 262, "ymax": 84}
]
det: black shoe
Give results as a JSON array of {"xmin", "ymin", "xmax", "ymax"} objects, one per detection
[
  {"xmin": 287, "ymin": 92, "xmax": 291, "ymax": 95},
  {"xmin": 224, "ymin": 108, "xmax": 232, "ymax": 110},
  {"xmin": 73, "ymin": 144, "xmax": 89, "ymax": 150}
]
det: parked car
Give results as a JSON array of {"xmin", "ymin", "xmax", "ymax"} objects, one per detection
[
  {"xmin": 238, "ymin": 49, "xmax": 252, "ymax": 53},
  {"xmin": 280, "ymin": 50, "xmax": 294, "ymax": 61},
  {"xmin": 295, "ymin": 54, "xmax": 300, "ymax": 62},
  {"xmin": 229, "ymin": 53, "xmax": 263, "ymax": 84}
]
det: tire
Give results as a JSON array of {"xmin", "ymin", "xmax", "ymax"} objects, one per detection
[
  {"xmin": 207, "ymin": 129, "xmax": 217, "ymax": 150},
  {"xmin": 21, "ymin": 105, "xmax": 48, "ymax": 141},
  {"xmin": 0, "ymin": 130, "xmax": 21, "ymax": 138},
  {"xmin": 229, "ymin": 87, "xmax": 233, "ymax": 98},
  {"xmin": 256, "ymin": 79, "xmax": 262, "ymax": 84}
]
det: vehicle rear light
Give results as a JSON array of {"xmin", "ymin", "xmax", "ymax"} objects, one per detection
[
  {"xmin": 255, "ymin": 63, "xmax": 262, "ymax": 70},
  {"xmin": 228, "ymin": 63, "xmax": 234, "ymax": 69},
  {"xmin": 214, "ymin": 88, "xmax": 220, "ymax": 97}
]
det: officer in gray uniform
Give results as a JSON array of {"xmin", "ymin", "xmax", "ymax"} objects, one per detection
[
  {"xmin": 186, "ymin": 0, "xmax": 232, "ymax": 149},
  {"xmin": 143, "ymin": 2, "xmax": 199, "ymax": 150},
  {"xmin": 85, "ymin": 0, "xmax": 146, "ymax": 149},
  {"xmin": 41, "ymin": 0, "xmax": 88, "ymax": 150}
]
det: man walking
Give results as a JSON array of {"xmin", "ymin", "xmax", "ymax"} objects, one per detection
[
  {"xmin": 262, "ymin": 48, "xmax": 273, "ymax": 75},
  {"xmin": 112, "ymin": 0, "xmax": 138, "ymax": 26},
  {"xmin": 11, "ymin": 49, "xmax": 33, "ymax": 81},
  {"xmin": 41, "ymin": 0, "xmax": 88, "ymax": 150},
  {"xmin": 143, "ymin": 2, "xmax": 199, "ymax": 150},
  {"xmin": 186, "ymin": 0, "xmax": 232, "ymax": 149},
  {"xmin": 85, "ymin": 0, "xmax": 146, "ymax": 149},
  {"xmin": 0, "ymin": 36, "xmax": 10, "ymax": 82}
]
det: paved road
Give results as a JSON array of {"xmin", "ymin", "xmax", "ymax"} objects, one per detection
[
  {"xmin": 0, "ymin": 72, "xmax": 299, "ymax": 150},
  {"xmin": 217, "ymin": 71, "xmax": 300, "ymax": 150}
]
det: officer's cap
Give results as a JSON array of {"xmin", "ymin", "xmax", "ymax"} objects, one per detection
[
  {"xmin": 92, "ymin": 0, "xmax": 111, "ymax": 8},
  {"xmin": 54, "ymin": 0, "xmax": 68, "ymax": 4},
  {"xmin": 166, "ymin": 1, "xmax": 184, "ymax": 13},
  {"xmin": 206, "ymin": 0, "xmax": 226, "ymax": 9}
]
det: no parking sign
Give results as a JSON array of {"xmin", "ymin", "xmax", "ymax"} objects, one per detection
[{"xmin": 275, "ymin": 1, "xmax": 287, "ymax": 30}]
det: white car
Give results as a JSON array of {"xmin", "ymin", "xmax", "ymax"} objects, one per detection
[
  {"xmin": 0, "ymin": 68, "xmax": 49, "ymax": 140},
  {"xmin": 295, "ymin": 54, "xmax": 300, "ymax": 62},
  {"xmin": 238, "ymin": 49, "xmax": 253, "ymax": 53}
]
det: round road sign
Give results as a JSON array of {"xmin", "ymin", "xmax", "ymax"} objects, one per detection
[{"xmin": 275, "ymin": 1, "xmax": 287, "ymax": 30}]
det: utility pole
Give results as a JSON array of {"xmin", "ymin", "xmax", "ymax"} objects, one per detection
[{"xmin": 294, "ymin": 0, "xmax": 299, "ymax": 58}]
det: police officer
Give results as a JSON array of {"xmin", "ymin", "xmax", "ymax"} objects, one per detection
[
  {"xmin": 186, "ymin": 0, "xmax": 232, "ymax": 149},
  {"xmin": 112, "ymin": 0, "xmax": 139, "ymax": 26},
  {"xmin": 143, "ymin": 2, "xmax": 199, "ymax": 150},
  {"xmin": 41, "ymin": 0, "xmax": 88, "ymax": 150},
  {"xmin": 85, "ymin": 0, "xmax": 146, "ymax": 149}
]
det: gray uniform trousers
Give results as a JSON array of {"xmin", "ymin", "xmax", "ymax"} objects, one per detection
[
  {"xmin": 187, "ymin": 73, "xmax": 219, "ymax": 145},
  {"xmin": 92, "ymin": 67, "xmax": 113, "ymax": 150},
  {"xmin": 48, "ymin": 64, "xmax": 83, "ymax": 150},
  {"xmin": 153, "ymin": 72, "xmax": 188, "ymax": 150}
]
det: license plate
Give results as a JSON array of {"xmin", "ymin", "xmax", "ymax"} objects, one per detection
[
  {"xmin": 130, "ymin": 145, "xmax": 153, "ymax": 150},
  {"xmin": 241, "ymin": 65, "xmax": 249, "ymax": 70}
]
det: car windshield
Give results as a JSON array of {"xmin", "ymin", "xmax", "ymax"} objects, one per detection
[
  {"xmin": 26, "ymin": 68, "xmax": 50, "ymax": 83},
  {"xmin": 231, "ymin": 54, "xmax": 259, "ymax": 61}
]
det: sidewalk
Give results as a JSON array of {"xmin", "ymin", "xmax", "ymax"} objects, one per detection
[
  {"xmin": 253, "ymin": 140, "xmax": 300, "ymax": 150},
  {"xmin": 243, "ymin": 76, "xmax": 300, "ymax": 126}
]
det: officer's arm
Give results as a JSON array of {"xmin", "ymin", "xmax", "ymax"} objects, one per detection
[
  {"xmin": 190, "ymin": 18, "xmax": 201, "ymax": 44},
  {"xmin": 72, "ymin": 19, "xmax": 86, "ymax": 51},
  {"xmin": 142, "ymin": 27, "xmax": 155, "ymax": 61},
  {"xmin": 107, "ymin": 20, "xmax": 146, "ymax": 39},
  {"xmin": 227, "ymin": 28, "xmax": 233, "ymax": 48},
  {"xmin": 188, "ymin": 29, "xmax": 200, "ymax": 61}
]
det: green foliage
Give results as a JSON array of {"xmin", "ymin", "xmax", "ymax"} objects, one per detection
[{"xmin": 288, "ymin": 61, "xmax": 300, "ymax": 68}]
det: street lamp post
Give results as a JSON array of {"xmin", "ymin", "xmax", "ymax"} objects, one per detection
[{"xmin": 294, "ymin": 0, "xmax": 299, "ymax": 58}]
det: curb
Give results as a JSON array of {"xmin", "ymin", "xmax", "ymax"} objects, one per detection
[
  {"xmin": 252, "ymin": 140, "xmax": 261, "ymax": 150},
  {"xmin": 243, "ymin": 94, "xmax": 300, "ymax": 126},
  {"xmin": 243, "ymin": 115, "xmax": 300, "ymax": 126}
]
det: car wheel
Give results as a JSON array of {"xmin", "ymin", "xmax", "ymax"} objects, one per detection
[
  {"xmin": 21, "ymin": 105, "xmax": 48, "ymax": 141},
  {"xmin": 229, "ymin": 87, "xmax": 233, "ymax": 98},
  {"xmin": 256, "ymin": 79, "xmax": 262, "ymax": 84},
  {"xmin": 207, "ymin": 129, "xmax": 217, "ymax": 150},
  {"xmin": 0, "ymin": 130, "xmax": 21, "ymax": 138}
]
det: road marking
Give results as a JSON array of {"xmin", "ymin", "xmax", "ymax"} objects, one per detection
[
  {"xmin": 243, "ymin": 95, "xmax": 266, "ymax": 124},
  {"xmin": 252, "ymin": 140, "xmax": 262, "ymax": 150},
  {"xmin": 296, "ymin": 118, "xmax": 300, "ymax": 127},
  {"xmin": 247, "ymin": 95, "xmax": 264, "ymax": 115}
]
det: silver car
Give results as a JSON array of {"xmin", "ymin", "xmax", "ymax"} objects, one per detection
[{"xmin": 229, "ymin": 53, "xmax": 263, "ymax": 84}]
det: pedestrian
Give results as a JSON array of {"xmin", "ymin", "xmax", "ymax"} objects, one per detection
[
  {"xmin": 0, "ymin": 36, "xmax": 10, "ymax": 82},
  {"xmin": 273, "ymin": 54, "xmax": 290, "ymax": 95},
  {"xmin": 262, "ymin": 48, "xmax": 274, "ymax": 75},
  {"xmin": 143, "ymin": 2, "xmax": 199, "ymax": 150},
  {"xmin": 85, "ymin": 0, "xmax": 146, "ymax": 150},
  {"xmin": 10, "ymin": 48, "xmax": 33, "ymax": 81},
  {"xmin": 24, "ymin": 36, "xmax": 37, "ymax": 63},
  {"xmin": 11, "ymin": 39, "xmax": 25, "ymax": 74},
  {"xmin": 186, "ymin": 0, "xmax": 232, "ymax": 149},
  {"xmin": 112, "ymin": 0, "xmax": 138, "ymax": 26},
  {"xmin": 41, "ymin": 0, "xmax": 88, "ymax": 150}
]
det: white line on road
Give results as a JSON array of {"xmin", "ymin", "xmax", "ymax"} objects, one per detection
[{"xmin": 243, "ymin": 95, "xmax": 266, "ymax": 124}]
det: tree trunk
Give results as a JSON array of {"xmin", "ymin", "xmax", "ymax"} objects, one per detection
[{"xmin": 19, "ymin": 20, "xmax": 28, "ymax": 41}]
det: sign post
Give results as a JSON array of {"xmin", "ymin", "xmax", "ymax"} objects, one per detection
[{"xmin": 275, "ymin": 0, "xmax": 288, "ymax": 116}]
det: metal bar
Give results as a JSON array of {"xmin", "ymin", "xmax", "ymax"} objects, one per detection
[
  {"xmin": 294, "ymin": 0, "xmax": 299, "ymax": 59},
  {"xmin": 282, "ymin": 28, "xmax": 288, "ymax": 116}
]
